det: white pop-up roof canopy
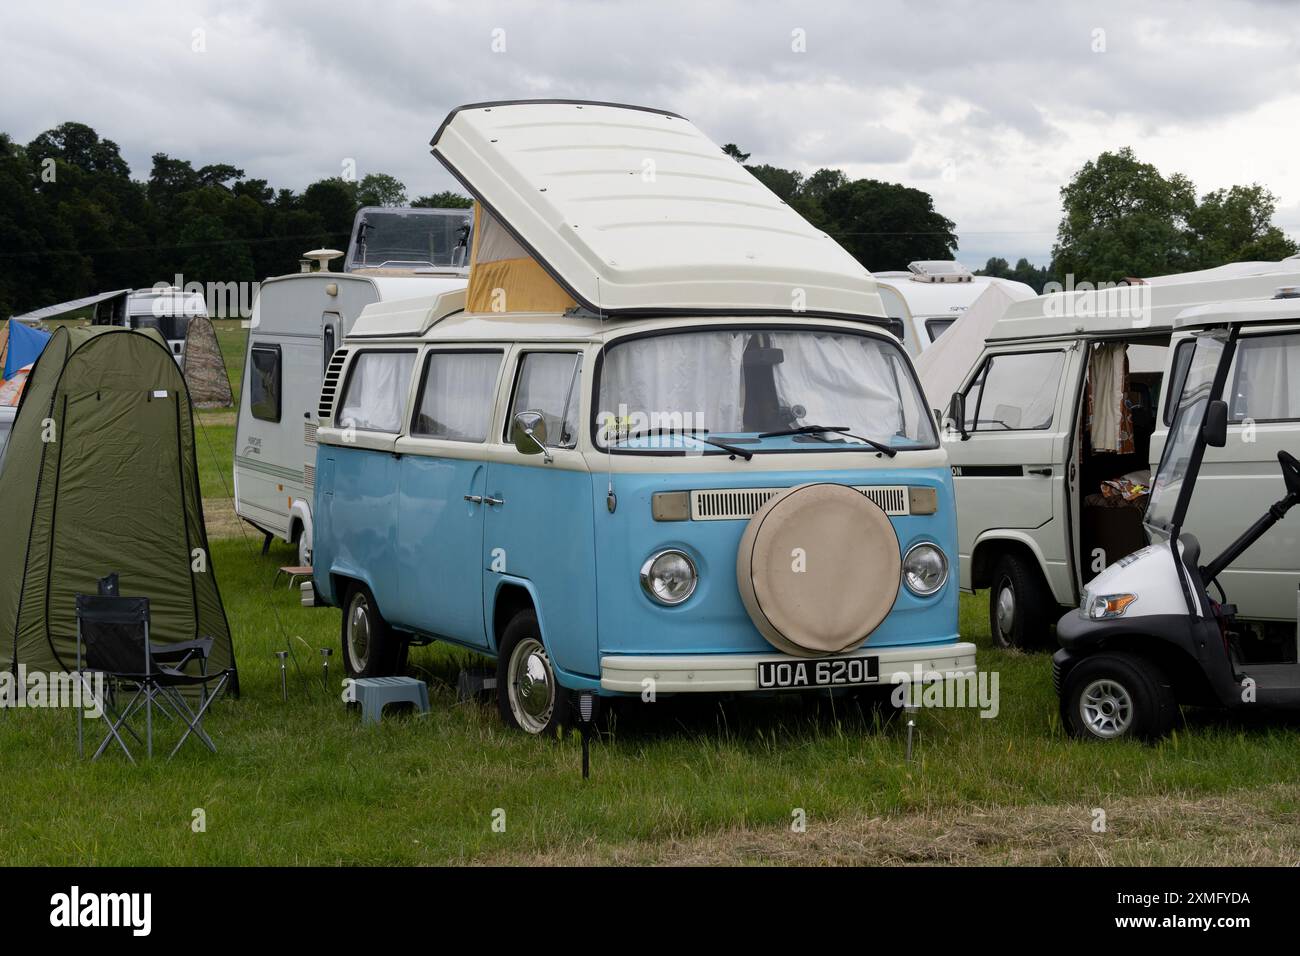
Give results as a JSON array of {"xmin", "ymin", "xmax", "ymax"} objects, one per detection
[
  {"xmin": 430, "ymin": 100, "xmax": 886, "ymax": 321},
  {"xmin": 914, "ymin": 282, "xmax": 1036, "ymax": 406}
]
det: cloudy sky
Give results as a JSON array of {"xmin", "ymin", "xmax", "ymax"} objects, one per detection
[{"xmin": 3, "ymin": 0, "xmax": 1299, "ymax": 267}]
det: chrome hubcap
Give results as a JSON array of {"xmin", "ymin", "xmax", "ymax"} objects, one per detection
[
  {"xmin": 347, "ymin": 595, "xmax": 371, "ymax": 673},
  {"xmin": 508, "ymin": 637, "xmax": 554, "ymax": 734},
  {"xmin": 1080, "ymin": 678, "xmax": 1134, "ymax": 738},
  {"xmin": 995, "ymin": 581, "xmax": 1016, "ymax": 638}
]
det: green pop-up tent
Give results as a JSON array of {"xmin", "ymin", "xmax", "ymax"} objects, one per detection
[{"xmin": 0, "ymin": 326, "xmax": 237, "ymax": 687}]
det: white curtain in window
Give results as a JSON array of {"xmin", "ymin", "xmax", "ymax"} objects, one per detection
[
  {"xmin": 770, "ymin": 332, "xmax": 906, "ymax": 438},
  {"xmin": 415, "ymin": 352, "xmax": 501, "ymax": 440},
  {"xmin": 339, "ymin": 351, "xmax": 415, "ymax": 432},
  {"xmin": 1235, "ymin": 335, "xmax": 1300, "ymax": 420},
  {"xmin": 599, "ymin": 333, "xmax": 746, "ymax": 435}
]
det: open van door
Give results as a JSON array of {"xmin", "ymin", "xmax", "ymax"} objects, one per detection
[{"xmin": 951, "ymin": 344, "xmax": 1082, "ymax": 595}]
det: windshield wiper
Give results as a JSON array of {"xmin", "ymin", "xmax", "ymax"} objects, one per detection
[
  {"xmin": 756, "ymin": 424, "xmax": 897, "ymax": 458},
  {"xmin": 610, "ymin": 428, "xmax": 753, "ymax": 461}
]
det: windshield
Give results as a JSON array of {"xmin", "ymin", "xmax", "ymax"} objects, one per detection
[
  {"xmin": 131, "ymin": 313, "xmax": 189, "ymax": 342},
  {"xmin": 595, "ymin": 328, "xmax": 936, "ymax": 453},
  {"xmin": 1145, "ymin": 332, "xmax": 1226, "ymax": 534},
  {"xmin": 345, "ymin": 207, "xmax": 473, "ymax": 273}
]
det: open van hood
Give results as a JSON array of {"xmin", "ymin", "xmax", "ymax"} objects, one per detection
[{"xmin": 430, "ymin": 100, "xmax": 886, "ymax": 320}]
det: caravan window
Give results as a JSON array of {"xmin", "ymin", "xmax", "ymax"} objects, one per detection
[
  {"xmin": 250, "ymin": 344, "xmax": 282, "ymax": 422},
  {"xmin": 413, "ymin": 351, "xmax": 503, "ymax": 441},
  {"xmin": 1228, "ymin": 332, "xmax": 1300, "ymax": 422},
  {"xmin": 507, "ymin": 352, "xmax": 581, "ymax": 448},
  {"xmin": 964, "ymin": 351, "xmax": 1064, "ymax": 431},
  {"xmin": 338, "ymin": 350, "xmax": 416, "ymax": 433},
  {"xmin": 1163, "ymin": 340, "xmax": 1195, "ymax": 426}
]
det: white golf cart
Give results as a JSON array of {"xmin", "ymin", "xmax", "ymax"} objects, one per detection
[{"xmin": 1055, "ymin": 295, "xmax": 1300, "ymax": 740}]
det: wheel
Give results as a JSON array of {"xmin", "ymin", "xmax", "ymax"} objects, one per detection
[
  {"xmin": 496, "ymin": 610, "xmax": 571, "ymax": 736},
  {"xmin": 1060, "ymin": 652, "xmax": 1178, "ymax": 741},
  {"xmin": 988, "ymin": 553, "xmax": 1054, "ymax": 650},
  {"xmin": 341, "ymin": 583, "xmax": 399, "ymax": 678},
  {"xmin": 297, "ymin": 528, "xmax": 312, "ymax": 567}
]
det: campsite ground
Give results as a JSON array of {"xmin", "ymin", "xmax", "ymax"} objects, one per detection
[{"xmin": 2, "ymin": 327, "xmax": 1299, "ymax": 866}]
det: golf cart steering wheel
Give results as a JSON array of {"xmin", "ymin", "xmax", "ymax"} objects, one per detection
[{"xmin": 1281, "ymin": 451, "xmax": 1300, "ymax": 498}]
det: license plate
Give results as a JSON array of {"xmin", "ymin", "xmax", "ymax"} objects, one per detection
[{"xmin": 756, "ymin": 656, "xmax": 879, "ymax": 689}]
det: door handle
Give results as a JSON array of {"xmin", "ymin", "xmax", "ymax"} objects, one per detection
[
  {"xmin": 463, "ymin": 494, "xmax": 483, "ymax": 504},
  {"xmin": 1028, "ymin": 467, "xmax": 1052, "ymax": 476},
  {"xmin": 483, "ymin": 496, "xmax": 504, "ymax": 506}
]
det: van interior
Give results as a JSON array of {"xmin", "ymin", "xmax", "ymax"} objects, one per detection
[{"xmin": 1074, "ymin": 337, "xmax": 1170, "ymax": 588}]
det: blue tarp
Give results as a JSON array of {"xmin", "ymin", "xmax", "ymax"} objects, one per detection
[{"xmin": 4, "ymin": 321, "xmax": 51, "ymax": 379}]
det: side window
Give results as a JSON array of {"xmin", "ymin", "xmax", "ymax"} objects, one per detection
[
  {"xmin": 507, "ymin": 352, "xmax": 581, "ymax": 448},
  {"xmin": 1163, "ymin": 340, "xmax": 1195, "ymax": 426},
  {"xmin": 963, "ymin": 351, "xmax": 1065, "ymax": 432},
  {"xmin": 1228, "ymin": 333, "xmax": 1300, "ymax": 422},
  {"xmin": 413, "ymin": 351, "xmax": 503, "ymax": 441},
  {"xmin": 926, "ymin": 318, "xmax": 956, "ymax": 343},
  {"xmin": 337, "ymin": 350, "xmax": 416, "ymax": 433},
  {"xmin": 322, "ymin": 318, "xmax": 336, "ymax": 377},
  {"xmin": 250, "ymin": 344, "xmax": 282, "ymax": 422}
]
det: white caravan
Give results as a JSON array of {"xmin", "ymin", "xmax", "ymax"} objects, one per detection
[
  {"xmin": 118, "ymin": 287, "xmax": 207, "ymax": 363},
  {"xmin": 873, "ymin": 261, "xmax": 1034, "ymax": 356},
  {"xmin": 233, "ymin": 206, "xmax": 471, "ymax": 563},
  {"xmin": 942, "ymin": 262, "xmax": 1300, "ymax": 648}
]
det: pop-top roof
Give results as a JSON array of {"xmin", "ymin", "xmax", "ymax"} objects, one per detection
[
  {"xmin": 429, "ymin": 100, "xmax": 885, "ymax": 320},
  {"xmin": 990, "ymin": 265, "xmax": 1300, "ymax": 342},
  {"xmin": 1175, "ymin": 292, "xmax": 1300, "ymax": 330}
]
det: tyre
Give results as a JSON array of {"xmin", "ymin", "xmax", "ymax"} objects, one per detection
[
  {"xmin": 496, "ymin": 610, "xmax": 571, "ymax": 736},
  {"xmin": 988, "ymin": 552, "xmax": 1054, "ymax": 650},
  {"xmin": 297, "ymin": 528, "xmax": 312, "ymax": 567},
  {"xmin": 341, "ymin": 583, "xmax": 400, "ymax": 678},
  {"xmin": 1060, "ymin": 652, "xmax": 1178, "ymax": 741}
]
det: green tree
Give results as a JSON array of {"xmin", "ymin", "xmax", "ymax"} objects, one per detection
[
  {"xmin": 721, "ymin": 143, "xmax": 750, "ymax": 162},
  {"xmin": 412, "ymin": 190, "xmax": 473, "ymax": 209},
  {"xmin": 1187, "ymin": 184, "xmax": 1298, "ymax": 267},
  {"xmin": 819, "ymin": 178, "xmax": 957, "ymax": 270},
  {"xmin": 355, "ymin": 172, "xmax": 408, "ymax": 207}
]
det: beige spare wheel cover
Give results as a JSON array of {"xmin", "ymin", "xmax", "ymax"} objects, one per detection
[{"xmin": 737, "ymin": 483, "xmax": 900, "ymax": 656}]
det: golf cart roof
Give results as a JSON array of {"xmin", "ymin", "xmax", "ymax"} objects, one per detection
[
  {"xmin": 990, "ymin": 265, "xmax": 1300, "ymax": 343},
  {"xmin": 1175, "ymin": 292, "xmax": 1300, "ymax": 330},
  {"xmin": 429, "ymin": 99, "xmax": 886, "ymax": 320}
]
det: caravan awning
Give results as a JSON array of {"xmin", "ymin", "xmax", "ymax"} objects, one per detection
[
  {"xmin": 431, "ymin": 100, "xmax": 885, "ymax": 320},
  {"xmin": 10, "ymin": 289, "xmax": 131, "ymax": 324}
]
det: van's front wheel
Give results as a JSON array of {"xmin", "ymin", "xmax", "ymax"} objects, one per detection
[
  {"xmin": 497, "ymin": 611, "xmax": 570, "ymax": 736},
  {"xmin": 989, "ymin": 553, "xmax": 1052, "ymax": 650},
  {"xmin": 342, "ymin": 583, "xmax": 399, "ymax": 678}
]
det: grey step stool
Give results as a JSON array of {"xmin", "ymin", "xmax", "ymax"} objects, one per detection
[{"xmin": 352, "ymin": 676, "xmax": 430, "ymax": 725}]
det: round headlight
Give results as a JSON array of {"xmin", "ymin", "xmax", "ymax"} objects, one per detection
[
  {"xmin": 640, "ymin": 549, "xmax": 698, "ymax": 606},
  {"xmin": 902, "ymin": 542, "xmax": 948, "ymax": 596}
]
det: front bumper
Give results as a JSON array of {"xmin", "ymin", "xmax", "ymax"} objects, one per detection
[{"xmin": 600, "ymin": 641, "xmax": 977, "ymax": 694}]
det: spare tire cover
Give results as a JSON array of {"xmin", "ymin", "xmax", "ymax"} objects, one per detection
[{"xmin": 736, "ymin": 483, "xmax": 901, "ymax": 656}]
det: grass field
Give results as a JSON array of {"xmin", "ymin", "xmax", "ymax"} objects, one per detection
[{"xmin": 2, "ymin": 326, "xmax": 1298, "ymax": 866}]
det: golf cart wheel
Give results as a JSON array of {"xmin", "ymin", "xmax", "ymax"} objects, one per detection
[
  {"xmin": 496, "ymin": 610, "xmax": 571, "ymax": 736},
  {"xmin": 1060, "ymin": 652, "xmax": 1177, "ymax": 742},
  {"xmin": 341, "ymin": 583, "xmax": 399, "ymax": 678},
  {"xmin": 988, "ymin": 553, "xmax": 1053, "ymax": 650}
]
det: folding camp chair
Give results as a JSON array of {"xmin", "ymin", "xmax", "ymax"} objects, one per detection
[{"xmin": 75, "ymin": 593, "xmax": 231, "ymax": 761}]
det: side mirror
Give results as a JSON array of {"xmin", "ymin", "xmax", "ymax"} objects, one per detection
[
  {"xmin": 885, "ymin": 317, "xmax": 906, "ymax": 342},
  {"xmin": 511, "ymin": 411, "xmax": 552, "ymax": 462},
  {"xmin": 946, "ymin": 392, "xmax": 969, "ymax": 441},
  {"xmin": 1203, "ymin": 399, "xmax": 1228, "ymax": 448}
]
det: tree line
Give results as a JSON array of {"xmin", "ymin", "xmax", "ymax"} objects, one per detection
[{"xmin": 0, "ymin": 120, "xmax": 1293, "ymax": 319}]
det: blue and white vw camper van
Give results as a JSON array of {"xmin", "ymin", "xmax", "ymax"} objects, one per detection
[{"xmin": 310, "ymin": 101, "xmax": 974, "ymax": 734}]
